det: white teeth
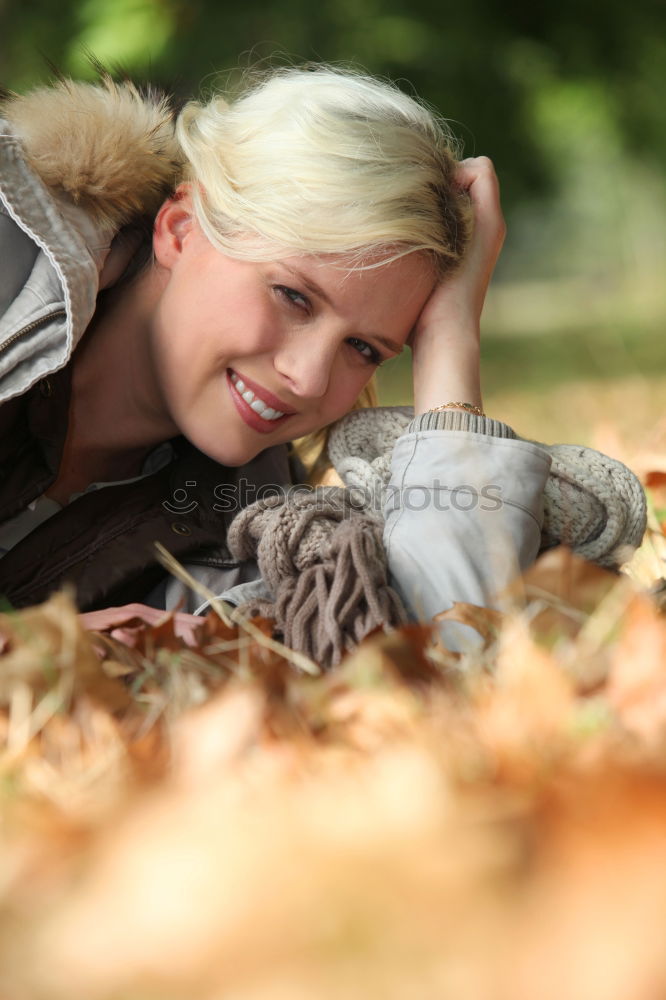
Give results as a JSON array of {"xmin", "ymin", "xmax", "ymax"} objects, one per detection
[
  {"xmin": 250, "ymin": 398, "xmax": 284, "ymax": 420},
  {"xmin": 230, "ymin": 373, "xmax": 285, "ymax": 421}
]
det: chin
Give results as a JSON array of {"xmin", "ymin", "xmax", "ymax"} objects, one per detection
[{"xmin": 191, "ymin": 435, "xmax": 265, "ymax": 468}]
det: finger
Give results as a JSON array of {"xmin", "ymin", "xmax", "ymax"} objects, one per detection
[
  {"xmin": 455, "ymin": 158, "xmax": 504, "ymax": 241},
  {"xmin": 80, "ymin": 603, "xmax": 162, "ymax": 630},
  {"xmin": 80, "ymin": 603, "xmax": 202, "ymax": 634},
  {"xmin": 454, "ymin": 157, "xmax": 500, "ymax": 199},
  {"xmin": 456, "ymin": 155, "xmax": 497, "ymax": 176}
]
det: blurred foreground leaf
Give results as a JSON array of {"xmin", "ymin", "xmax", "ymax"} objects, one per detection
[{"xmin": 0, "ymin": 543, "xmax": 666, "ymax": 998}]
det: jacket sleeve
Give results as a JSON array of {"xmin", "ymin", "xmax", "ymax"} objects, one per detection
[
  {"xmin": 149, "ymin": 559, "xmax": 265, "ymax": 614},
  {"xmin": 383, "ymin": 410, "xmax": 552, "ymax": 649}
]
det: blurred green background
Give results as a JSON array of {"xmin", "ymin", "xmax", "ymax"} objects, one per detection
[{"xmin": 2, "ymin": 0, "xmax": 665, "ymax": 454}]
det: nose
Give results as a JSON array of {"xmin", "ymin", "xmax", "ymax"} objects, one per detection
[{"xmin": 273, "ymin": 331, "xmax": 337, "ymax": 400}]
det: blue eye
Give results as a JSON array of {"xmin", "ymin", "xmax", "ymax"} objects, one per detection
[
  {"xmin": 275, "ymin": 285, "xmax": 311, "ymax": 312},
  {"xmin": 347, "ymin": 337, "xmax": 383, "ymax": 366}
]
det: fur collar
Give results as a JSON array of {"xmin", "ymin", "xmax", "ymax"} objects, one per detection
[{"xmin": 2, "ymin": 77, "xmax": 182, "ymax": 231}]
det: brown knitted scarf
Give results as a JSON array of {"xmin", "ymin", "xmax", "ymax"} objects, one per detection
[
  {"xmin": 226, "ymin": 409, "xmax": 646, "ymax": 669},
  {"xmin": 227, "ymin": 487, "xmax": 407, "ymax": 667}
]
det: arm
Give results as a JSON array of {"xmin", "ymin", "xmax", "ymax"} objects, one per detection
[
  {"xmin": 384, "ymin": 158, "xmax": 551, "ymax": 647},
  {"xmin": 411, "ymin": 156, "xmax": 504, "ymax": 414},
  {"xmin": 383, "ymin": 426, "xmax": 551, "ymax": 647}
]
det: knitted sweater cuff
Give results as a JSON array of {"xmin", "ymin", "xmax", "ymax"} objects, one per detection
[{"xmin": 408, "ymin": 409, "xmax": 518, "ymax": 438}]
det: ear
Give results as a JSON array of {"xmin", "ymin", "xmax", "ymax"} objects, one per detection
[{"xmin": 152, "ymin": 182, "xmax": 196, "ymax": 270}]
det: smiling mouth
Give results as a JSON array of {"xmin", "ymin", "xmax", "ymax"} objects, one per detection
[{"xmin": 228, "ymin": 371, "xmax": 292, "ymax": 422}]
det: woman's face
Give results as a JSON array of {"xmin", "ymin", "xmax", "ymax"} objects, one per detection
[{"xmin": 149, "ymin": 200, "xmax": 435, "ymax": 466}]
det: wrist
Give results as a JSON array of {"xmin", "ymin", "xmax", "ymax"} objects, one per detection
[
  {"xmin": 411, "ymin": 319, "xmax": 482, "ymax": 415},
  {"xmin": 411, "ymin": 317, "xmax": 481, "ymax": 354},
  {"xmin": 414, "ymin": 394, "xmax": 483, "ymax": 416},
  {"xmin": 413, "ymin": 359, "xmax": 482, "ymax": 415},
  {"xmin": 427, "ymin": 401, "xmax": 485, "ymax": 416},
  {"xmin": 409, "ymin": 407, "xmax": 516, "ymax": 438}
]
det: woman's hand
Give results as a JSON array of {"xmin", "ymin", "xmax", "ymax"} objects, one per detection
[
  {"xmin": 80, "ymin": 603, "xmax": 205, "ymax": 647},
  {"xmin": 411, "ymin": 156, "xmax": 506, "ymax": 415}
]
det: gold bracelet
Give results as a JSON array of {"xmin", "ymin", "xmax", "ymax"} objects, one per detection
[{"xmin": 428, "ymin": 401, "xmax": 485, "ymax": 417}]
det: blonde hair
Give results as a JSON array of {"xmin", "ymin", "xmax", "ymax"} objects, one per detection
[
  {"xmin": 175, "ymin": 66, "xmax": 469, "ymax": 478},
  {"xmin": 175, "ymin": 65, "xmax": 470, "ymax": 277}
]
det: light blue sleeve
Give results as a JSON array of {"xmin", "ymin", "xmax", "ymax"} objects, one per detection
[{"xmin": 384, "ymin": 418, "xmax": 552, "ymax": 649}]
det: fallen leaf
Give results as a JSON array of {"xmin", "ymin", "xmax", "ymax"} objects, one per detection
[
  {"xmin": 504, "ymin": 547, "xmax": 625, "ymax": 641},
  {"xmin": 434, "ymin": 602, "xmax": 504, "ymax": 646}
]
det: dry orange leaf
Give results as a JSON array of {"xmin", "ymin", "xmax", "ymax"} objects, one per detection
[
  {"xmin": 645, "ymin": 470, "xmax": 666, "ymax": 488},
  {"xmin": 434, "ymin": 601, "xmax": 504, "ymax": 646},
  {"xmin": 504, "ymin": 547, "xmax": 625, "ymax": 640}
]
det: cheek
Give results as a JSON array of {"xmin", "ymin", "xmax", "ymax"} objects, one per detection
[
  {"xmin": 328, "ymin": 366, "xmax": 375, "ymax": 419},
  {"xmin": 162, "ymin": 283, "xmax": 277, "ymax": 363}
]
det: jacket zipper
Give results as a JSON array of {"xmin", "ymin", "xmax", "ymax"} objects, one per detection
[{"xmin": 0, "ymin": 309, "xmax": 67, "ymax": 355}]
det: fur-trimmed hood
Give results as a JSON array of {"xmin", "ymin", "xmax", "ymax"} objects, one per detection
[
  {"xmin": 1, "ymin": 77, "xmax": 182, "ymax": 232},
  {"xmin": 0, "ymin": 78, "xmax": 182, "ymax": 404}
]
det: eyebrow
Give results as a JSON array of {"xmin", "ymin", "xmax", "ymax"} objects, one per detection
[{"xmin": 282, "ymin": 265, "xmax": 405, "ymax": 355}]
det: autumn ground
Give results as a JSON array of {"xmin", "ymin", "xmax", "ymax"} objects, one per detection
[{"xmin": 1, "ymin": 319, "xmax": 666, "ymax": 1000}]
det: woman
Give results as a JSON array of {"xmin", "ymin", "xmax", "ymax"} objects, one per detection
[{"xmin": 0, "ymin": 67, "xmax": 645, "ymax": 660}]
